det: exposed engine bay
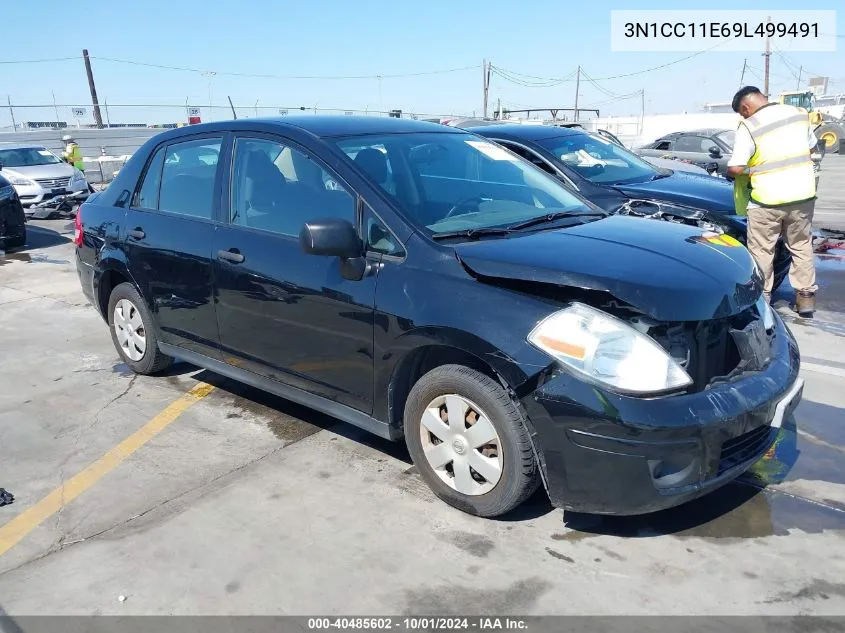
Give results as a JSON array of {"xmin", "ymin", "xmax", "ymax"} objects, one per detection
[{"xmin": 615, "ymin": 199, "xmax": 732, "ymax": 236}]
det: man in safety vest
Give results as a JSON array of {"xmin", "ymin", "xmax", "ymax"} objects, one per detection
[
  {"xmin": 728, "ymin": 86, "xmax": 818, "ymax": 317},
  {"xmin": 61, "ymin": 135, "xmax": 85, "ymax": 173}
]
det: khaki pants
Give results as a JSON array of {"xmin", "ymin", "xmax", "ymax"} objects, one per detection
[{"xmin": 746, "ymin": 199, "xmax": 817, "ymax": 295}]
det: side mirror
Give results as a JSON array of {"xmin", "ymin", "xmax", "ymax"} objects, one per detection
[
  {"xmin": 300, "ymin": 218, "xmax": 363, "ymax": 259},
  {"xmin": 708, "ymin": 146, "xmax": 722, "ymax": 158}
]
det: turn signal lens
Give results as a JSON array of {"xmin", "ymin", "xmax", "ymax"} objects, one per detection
[{"xmin": 528, "ymin": 303, "xmax": 692, "ymax": 394}]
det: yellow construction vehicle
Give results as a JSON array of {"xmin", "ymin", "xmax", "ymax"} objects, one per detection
[{"xmin": 778, "ymin": 90, "xmax": 845, "ymax": 153}]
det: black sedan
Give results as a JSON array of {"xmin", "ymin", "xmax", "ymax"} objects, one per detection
[
  {"xmin": 0, "ymin": 171, "xmax": 26, "ymax": 250},
  {"xmin": 464, "ymin": 123, "xmax": 790, "ymax": 291},
  {"xmin": 76, "ymin": 116, "xmax": 801, "ymax": 517}
]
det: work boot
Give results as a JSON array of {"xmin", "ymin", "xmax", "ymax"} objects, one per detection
[{"xmin": 795, "ymin": 291, "xmax": 815, "ymax": 317}]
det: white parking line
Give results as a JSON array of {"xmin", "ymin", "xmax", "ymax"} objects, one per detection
[{"xmin": 801, "ymin": 362, "xmax": 845, "ymax": 379}]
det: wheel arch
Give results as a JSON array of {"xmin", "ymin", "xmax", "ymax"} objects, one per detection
[
  {"xmin": 95, "ymin": 258, "xmax": 138, "ymax": 322},
  {"xmin": 384, "ymin": 335, "xmax": 551, "ymax": 501}
]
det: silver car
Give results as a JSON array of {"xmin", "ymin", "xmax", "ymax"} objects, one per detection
[{"xmin": 0, "ymin": 143, "xmax": 89, "ymax": 209}]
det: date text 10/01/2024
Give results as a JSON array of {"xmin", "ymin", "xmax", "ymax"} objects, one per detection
[
  {"xmin": 624, "ymin": 22, "xmax": 819, "ymax": 38},
  {"xmin": 307, "ymin": 618, "xmax": 528, "ymax": 630}
]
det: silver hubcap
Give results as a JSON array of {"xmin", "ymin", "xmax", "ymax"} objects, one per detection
[
  {"xmin": 419, "ymin": 394, "xmax": 503, "ymax": 496},
  {"xmin": 113, "ymin": 299, "xmax": 146, "ymax": 362}
]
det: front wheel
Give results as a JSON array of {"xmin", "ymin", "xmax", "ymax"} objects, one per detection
[
  {"xmin": 404, "ymin": 365, "xmax": 540, "ymax": 517},
  {"xmin": 107, "ymin": 282, "xmax": 172, "ymax": 375}
]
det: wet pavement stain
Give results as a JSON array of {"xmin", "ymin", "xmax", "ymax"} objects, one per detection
[
  {"xmin": 401, "ymin": 577, "xmax": 552, "ymax": 616},
  {"xmin": 763, "ymin": 579, "xmax": 845, "ymax": 604},
  {"xmin": 545, "ymin": 547, "xmax": 574, "ymax": 562},
  {"xmin": 0, "ymin": 252, "xmax": 69, "ymax": 266},
  {"xmin": 111, "ymin": 363, "xmax": 134, "ymax": 377},
  {"xmin": 561, "ymin": 481, "xmax": 845, "ymax": 540},
  {"xmin": 224, "ymin": 581, "xmax": 241, "ymax": 594},
  {"xmin": 437, "ymin": 531, "xmax": 495, "ymax": 558}
]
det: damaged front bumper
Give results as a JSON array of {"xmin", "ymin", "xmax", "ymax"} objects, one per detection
[{"xmin": 521, "ymin": 311, "xmax": 801, "ymax": 515}]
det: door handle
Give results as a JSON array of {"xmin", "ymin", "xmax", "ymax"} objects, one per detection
[
  {"xmin": 217, "ymin": 249, "xmax": 245, "ymax": 264},
  {"xmin": 127, "ymin": 228, "xmax": 145, "ymax": 240}
]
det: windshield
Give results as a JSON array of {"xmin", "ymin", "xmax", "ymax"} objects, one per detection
[
  {"xmin": 334, "ymin": 132, "xmax": 593, "ymax": 235},
  {"xmin": 536, "ymin": 133, "xmax": 658, "ymax": 185},
  {"xmin": 716, "ymin": 130, "xmax": 735, "ymax": 149},
  {"xmin": 0, "ymin": 147, "xmax": 62, "ymax": 167}
]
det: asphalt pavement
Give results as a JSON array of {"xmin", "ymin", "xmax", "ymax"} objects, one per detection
[{"xmin": 0, "ymin": 179, "xmax": 844, "ymax": 616}]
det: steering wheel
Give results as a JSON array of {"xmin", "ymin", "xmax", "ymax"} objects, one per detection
[{"xmin": 445, "ymin": 195, "xmax": 486, "ymax": 219}]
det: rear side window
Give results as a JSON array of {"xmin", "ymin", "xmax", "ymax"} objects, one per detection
[
  {"xmin": 157, "ymin": 138, "xmax": 222, "ymax": 219},
  {"xmin": 654, "ymin": 141, "xmax": 672, "ymax": 150},
  {"xmin": 133, "ymin": 146, "xmax": 165, "ymax": 209}
]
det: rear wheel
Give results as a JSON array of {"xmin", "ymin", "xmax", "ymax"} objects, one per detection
[
  {"xmin": 3, "ymin": 230, "xmax": 25, "ymax": 249},
  {"xmin": 107, "ymin": 282, "xmax": 172, "ymax": 375},
  {"xmin": 404, "ymin": 365, "xmax": 540, "ymax": 517},
  {"xmin": 816, "ymin": 123, "xmax": 844, "ymax": 154}
]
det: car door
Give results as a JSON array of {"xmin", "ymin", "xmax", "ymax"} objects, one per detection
[
  {"xmin": 123, "ymin": 134, "xmax": 224, "ymax": 359},
  {"xmin": 213, "ymin": 133, "xmax": 377, "ymax": 413}
]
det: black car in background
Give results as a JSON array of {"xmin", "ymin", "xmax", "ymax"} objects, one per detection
[
  {"xmin": 0, "ymin": 171, "xmax": 26, "ymax": 250},
  {"xmin": 465, "ymin": 124, "xmax": 790, "ymax": 291},
  {"xmin": 75, "ymin": 117, "xmax": 801, "ymax": 518},
  {"xmin": 637, "ymin": 128, "xmax": 735, "ymax": 176}
]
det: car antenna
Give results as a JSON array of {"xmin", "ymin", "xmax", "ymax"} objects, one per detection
[{"xmin": 228, "ymin": 96, "xmax": 238, "ymax": 120}]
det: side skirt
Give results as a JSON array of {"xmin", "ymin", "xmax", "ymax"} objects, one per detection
[{"xmin": 159, "ymin": 343, "xmax": 402, "ymax": 441}]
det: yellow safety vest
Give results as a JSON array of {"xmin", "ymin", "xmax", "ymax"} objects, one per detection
[
  {"xmin": 64, "ymin": 143, "xmax": 85, "ymax": 172},
  {"xmin": 741, "ymin": 103, "xmax": 815, "ymax": 207}
]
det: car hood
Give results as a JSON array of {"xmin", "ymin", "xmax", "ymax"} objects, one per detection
[
  {"xmin": 455, "ymin": 215, "xmax": 761, "ymax": 322},
  {"xmin": 5, "ymin": 163, "xmax": 76, "ymax": 180},
  {"xmin": 613, "ymin": 171, "xmax": 734, "ymax": 214}
]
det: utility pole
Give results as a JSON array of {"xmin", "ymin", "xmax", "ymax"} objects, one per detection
[
  {"xmin": 7, "ymin": 95, "xmax": 16, "ymax": 131},
  {"xmin": 739, "ymin": 58, "xmax": 747, "ymax": 87},
  {"xmin": 796, "ymin": 65, "xmax": 803, "ymax": 90},
  {"xmin": 482, "ymin": 60, "xmax": 490, "ymax": 120},
  {"xmin": 52, "ymin": 91, "xmax": 60, "ymax": 125},
  {"xmin": 574, "ymin": 66, "xmax": 581, "ymax": 121},
  {"xmin": 82, "ymin": 49, "xmax": 104, "ymax": 128},
  {"xmin": 497, "ymin": 97, "xmax": 502, "ymax": 120},
  {"xmin": 640, "ymin": 89, "xmax": 645, "ymax": 137},
  {"xmin": 763, "ymin": 16, "xmax": 772, "ymax": 97}
]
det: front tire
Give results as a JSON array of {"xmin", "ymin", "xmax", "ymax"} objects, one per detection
[
  {"xmin": 107, "ymin": 282, "xmax": 172, "ymax": 375},
  {"xmin": 404, "ymin": 365, "xmax": 540, "ymax": 517}
]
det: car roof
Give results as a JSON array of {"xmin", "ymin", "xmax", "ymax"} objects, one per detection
[
  {"xmin": 463, "ymin": 123, "xmax": 585, "ymax": 141},
  {"xmin": 0, "ymin": 142, "xmax": 49, "ymax": 150},
  {"xmin": 164, "ymin": 115, "xmax": 458, "ymax": 140},
  {"xmin": 659, "ymin": 128, "xmax": 732, "ymax": 138}
]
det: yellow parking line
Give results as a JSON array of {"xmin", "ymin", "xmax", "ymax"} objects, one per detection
[{"xmin": 0, "ymin": 382, "xmax": 215, "ymax": 558}]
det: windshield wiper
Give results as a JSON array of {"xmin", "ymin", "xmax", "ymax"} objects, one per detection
[
  {"xmin": 431, "ymin": 227, "xmax": 514, "ymax": 240},
  {"xmin": 506, "ymin": 211, "xmax": 605, "ymax": 231}
]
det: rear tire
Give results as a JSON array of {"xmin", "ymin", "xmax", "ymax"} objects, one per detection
[
  {"xmin": 107, "ymin": 282, "xmax": 172, "ymax": 375},
  {"xmin": 816, "ymin": 123, "xmax": 843, "ymax": 155},
  {"xmin": 404, "ymin": 364, "xmax": 540, "ymax": 517},
  {"xmin": 3, "ymin": 231, "xmax": 25, "ymax": 249}
]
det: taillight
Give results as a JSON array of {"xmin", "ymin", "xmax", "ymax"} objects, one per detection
[{"xmin": 73, "ymin": 205, "xmax": 84, "ymax": 247}]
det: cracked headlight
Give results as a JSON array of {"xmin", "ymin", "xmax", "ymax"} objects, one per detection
[{"xmin": 528, "ymin": 303, "xmax": 693, "ymax": 394}]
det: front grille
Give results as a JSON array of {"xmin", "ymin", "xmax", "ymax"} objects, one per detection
[
  {"xmin": 718, "ymin": 424, "xmax": 775, "ymax": 475},
  {"xmin": 35, "ymin": 177, "xmax": 71, "ymax": 189}
]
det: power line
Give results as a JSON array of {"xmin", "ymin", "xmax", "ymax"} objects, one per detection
[
  {"xmin": 579, "ymin": 68, "xmax": 640, "ymax": 100},
  {"xmin": 0, "ymin": 56, "xmax": 79, "ymax": 65},
  {"xmin": 90, "ymin": 56, "xmax": 479, "ymax": 80}
]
